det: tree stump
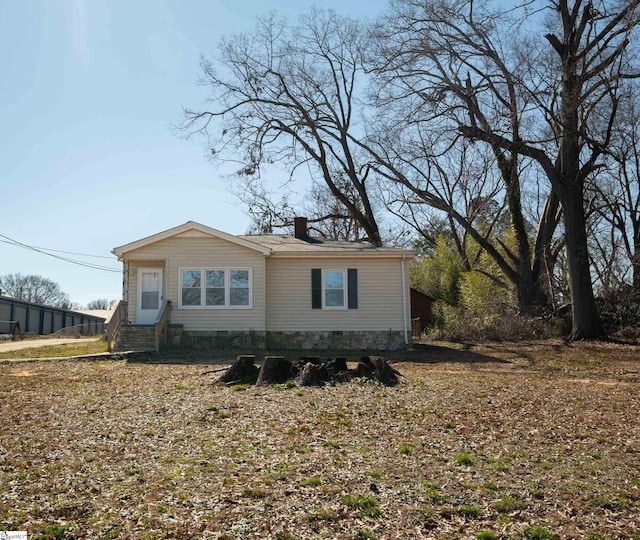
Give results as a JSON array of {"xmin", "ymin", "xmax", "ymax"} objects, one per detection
[
  {"xmin": 297, "ymin": 362, "xmax": 329, "ymax": 386},
  {"xmin": 299, "ymin": 356, "xmax": 321, "ymax": 365},
  {"xmin": 356, "ymin": 356, "xmax": 399, "ymax": 386},
  {"xmin": 217, "ymin": 355, "xmax": 259, "ymax": 384},
  {"xmin": 293, "ymin": 356, "xmax": 320, "ymax": 373},
  {"xmin": 325, "ymin": 357, "xmax": 348, "ymax": 376},
  {"xmin": 256, "ymin": 356, "xmax": 294, "ymax": 386}
]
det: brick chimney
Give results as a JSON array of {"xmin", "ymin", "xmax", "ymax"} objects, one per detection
[{"xmin": 293, "ymin": 216, "xmax": 308, "ymax": 239}]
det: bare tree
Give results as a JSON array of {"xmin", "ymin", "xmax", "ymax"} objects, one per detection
[
  {"xmin": 492, "ymin": 0, "xmax": 639, "ymax": 338},
  {"xmin": 375, "ymin": 0, "xmax": 640, "ymax": 338},
  {"xmin": 0, "ymin": 273, "xmax": 72, "ymax": 308},
  {"xmin": 181, "ymin": 9, "xmax": 384, "ymax": 245},
  {"xmin": 86, "ymin": 299, "xmax": 117, "ymax": 310},
  {"xmin": 368, "ymin": 0, "xmax": 562, "ymax": 313}
]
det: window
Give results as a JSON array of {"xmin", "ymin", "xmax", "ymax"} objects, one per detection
[
  {"xmin": 180, "ymin": 268, "xmax": 252, "ymax": 308},
  {"xmin": 324, "ymin": 270, "xmax": 346, "ymax": 308},
  {"xmin": 141, "ymin": 271, "xmax": 161, "ymax": 309},
  {"xmin": 181, "ymin": 270, "xmax": 201, "ymax": 307},
  {"xmin": 206, "ymin": 270, "xmax": 225, "ymax": 306},
  {"xmin": 230, "ymin": 270, "xmax": 250, "ymax": 306},
  {"xmin": 311, "ymin": 268, "xmax": 358, "ymax": 310}
]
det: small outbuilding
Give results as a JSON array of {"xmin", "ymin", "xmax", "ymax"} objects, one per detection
[{"xmin": 410, "ymin": 288, "xmax": 434, "ymax": 335}]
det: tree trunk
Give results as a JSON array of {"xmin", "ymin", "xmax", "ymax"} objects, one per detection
[
  {"xmin": 633, "ymin": 227, "xmax": 640, "ymax": 298},
  {"xmin": 561, "ymin": 189, "xmax": 605, "ymax": 339},
  {"xmin": 552, "ymin": 5, "xmax": 604, "ymax": 340},
  {"xmin": 531, "ymin": 191, "xmax": 561, "ymax": 307},
  {"xmin": 502, "ymin": 156, "xmax": 542, "ymax": 312}
]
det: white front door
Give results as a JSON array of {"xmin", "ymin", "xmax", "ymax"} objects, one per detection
[{"xmin": 136, "ymin": 268, "xmax": 163, "ymax": 324}]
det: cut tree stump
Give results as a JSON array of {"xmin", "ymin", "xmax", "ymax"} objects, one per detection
[
  {"xmin": 356, "ymin": 356, "xmax": 400, "ymax": 386},
  {"xmin": 256, "ymin": 356, "xmax": 294, "ymax": 386},
  {"xmin": 325, "ymin": 357, "xmax": 348, "ymax": 376},
  {"xmin": 217, "ymin": 354, "xmax": 401, "ymax": 387},
  {"xmin": 297, "ymin": 362, "xmax": 329, "ymax": 386},
  {"xmin": 217, "ymin": 355, "xmax": 259, "ymax": 384}
]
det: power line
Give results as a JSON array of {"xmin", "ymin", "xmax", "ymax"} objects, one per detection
[
  {"xmin": 0, "ymin": 233, "xmax": 121, "ymax": 273},
  {"xmin": 0, "ymin": 239, "xmax": 115, "ymax": 259}
]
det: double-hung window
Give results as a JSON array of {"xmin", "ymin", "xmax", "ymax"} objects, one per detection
[
  {"xmin": 180, "ymin": 268, "xmax": 251, "ymax": 308},
  {"xmin": 323, "ymin": 270, "xmax": 346, "ymax": 308}
]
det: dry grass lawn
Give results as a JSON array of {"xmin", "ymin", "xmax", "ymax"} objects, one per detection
[
  {"xmin": 0, "ymin": 339, "xmax": 108, "ymax": 360},
  {"xmin": 0, "ymin": 341, "xmax": 638, "ymax": 539}
]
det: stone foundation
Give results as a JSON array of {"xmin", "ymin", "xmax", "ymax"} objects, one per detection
[
  {"xmin": 182, "ymin": 330, "xmax": 266, "ymax": 350},
  {"xmin": 180, "ymin": 330, "xmax": 407, "ymax": 351},
  {"xmin": 266, "ymin": 330, "xmax": 406, "ymax": 350}
]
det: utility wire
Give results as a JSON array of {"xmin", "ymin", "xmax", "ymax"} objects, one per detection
[
  {"xmin": 0, "ymin": 233, "xmax": 121, "ymax": 273},
  {"xmin": 0, "ymin": 239, "xmax": 114, "ymax": 259}
]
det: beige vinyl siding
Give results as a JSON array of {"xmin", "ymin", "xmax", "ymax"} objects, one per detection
[
  {"xmin": 124, "ymin": 237, "xmax": 266, "ymax": 331},
  {"xmin": 265, "ymin": 257, "xmax": 409, "ymax": 331}
]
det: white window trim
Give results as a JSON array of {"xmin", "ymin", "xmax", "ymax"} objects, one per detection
[
  {"xmin": 179, "ymin": 267, "xmax": 253, "ymax": 309},
  {"xmin": 322, "ymin": 269, "xmax": 347, "ymax": 310}
]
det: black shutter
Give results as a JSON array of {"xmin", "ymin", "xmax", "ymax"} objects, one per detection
[
  {"xmin": 311, "ymin": 269, "xmax": 322, "ymax": 309},
  {"xmin": 347, "ymin": 268, "xmax": 358, "ymax": 309}
]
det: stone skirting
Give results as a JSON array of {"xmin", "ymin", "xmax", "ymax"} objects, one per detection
[
  {"xmin": 181, "ymin": 330, "xmax": 266, "ymax": 350},
  {"xmin": 179, "ymin": 330, "xmax": 407, "ymax": 351}
]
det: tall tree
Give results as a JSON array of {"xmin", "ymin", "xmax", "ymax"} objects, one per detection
[
  {"xmin": 375, "ymin": 0, "xmax": 640, "ymax": 338},
  {"xmin": 483, "ymin": 0, "xmax": 639, "ymax": 339},
  {"xmin": 182, "ymin": 9, "xmax": 383, "ymax": 245},
  {"xmin": 0, "ymin": 273, "xmax": 72, "ymax": 308},
  {"xmin": 368, "ymin": 0, "xmax": 561, "ymax": 312}
]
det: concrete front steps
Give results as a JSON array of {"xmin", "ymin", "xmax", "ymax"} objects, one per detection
[{"xmin": 115, "ymin": 324, "xmax": 155, "ymax": 352}]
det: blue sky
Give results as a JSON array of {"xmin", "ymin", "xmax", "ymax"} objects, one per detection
[{"xmin": 0, "ymin": 0, "xmax": 385, "ymax": 307}]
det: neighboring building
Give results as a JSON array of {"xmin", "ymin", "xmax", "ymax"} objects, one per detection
[
  {"xmin": 410, "ymin": 288, "xmax": 434, "ymax": 329},
  {"xmin": 111, "ymin": 218, "xmax": 415, "ymax": 351},
  {"xmin": 0, "ymin": 295, "xmax": 106, "ymax": 336}
]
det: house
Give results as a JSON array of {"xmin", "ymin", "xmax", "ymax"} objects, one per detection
[{"xmin": 110, "ymin": 218, "xmax": 415, "ymax": 351}]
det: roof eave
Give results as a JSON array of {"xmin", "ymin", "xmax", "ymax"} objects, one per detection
[
  {"xmin": 112, "ymin": 221, "xmax": 272, "ymax": 259},
  {"xmin": 268, "ymin": 250, "xmax": 416, "ymax": 259}
]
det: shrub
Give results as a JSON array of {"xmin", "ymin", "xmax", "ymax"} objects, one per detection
[{"xmin": 433, "ymin": 303, "xmax": 554, "ymax": 342}]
